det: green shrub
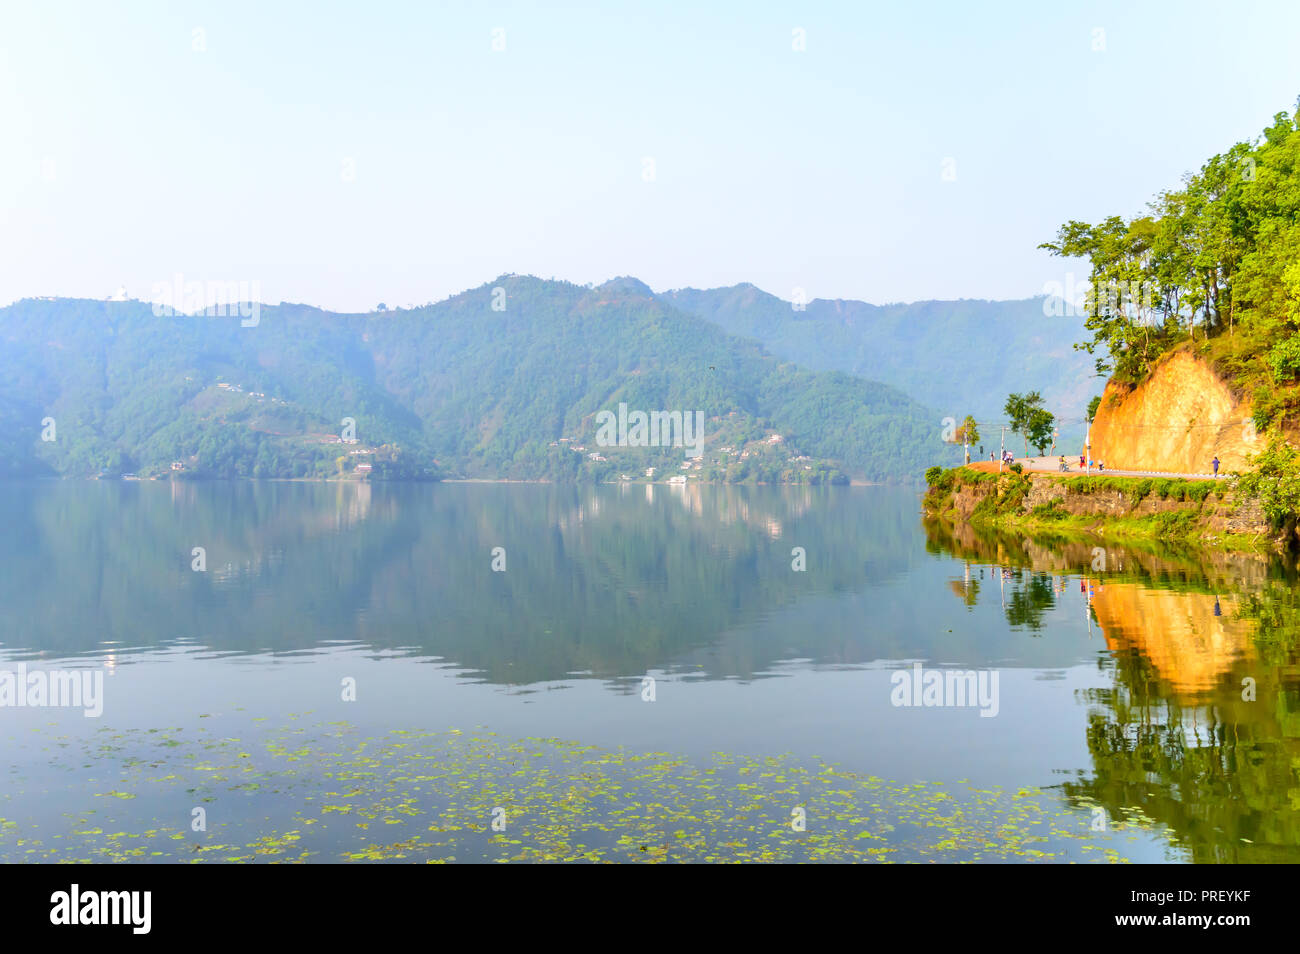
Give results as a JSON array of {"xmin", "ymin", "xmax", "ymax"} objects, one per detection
[
  {"xmin": 1254, "ymin": 385, "xmax": 1286, "ymax": 431},
  {"xmin": 1129, "ymin": 478, "xmax": 1154, "ymax": 505},
  {"xmin": 995, "ymin": 472, "xmax": 1032, "ymax": 514},
  {"xmin": 1151, "ymin": 510, "xmax": 1197, "ymax": 536},
  {"xmin": 1151, "ymin": 478, "xmax": 1178, "ymax": 500},
  {"xmin": 1030, "ymin": 500, "xmax": 1069, "ymax": 521},
  {"xmin": 1236, "ymin": 437, "xmax": 1300, "ymax": 530},
  {"xmin": 1269, "ymin": 334, "xmax": 1300, "ymax": 383}
]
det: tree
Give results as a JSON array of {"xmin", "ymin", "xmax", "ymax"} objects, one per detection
[
  {"xmin": 1039, "ymin": 105, "xmax": 1300, "ymax": 399},
  {"xmin": 948, "ymin": 414, "xmax": 980, "ymax": 463},
  {"xmin": 1004, "ymin": 392, "xmax": 1046, "ymax": 455},
  {"xmin": 1026, "ymin": 407, "xmax": 1056, "ymax": 455},
  {"xmin": 955, "ymin": 415, "xmax": 980, "ymax": 447},
  {"xmin": 1086, "ymin": 395, "xmax": 1102, "ymax": 422}
]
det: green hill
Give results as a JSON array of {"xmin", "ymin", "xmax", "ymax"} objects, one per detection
[
  {"xmin": 0, "ymin": 277, "xmax": 947, "ymax": 483},
  {"xmin": 660, "ymin": 285, "xmax": 1096, "ymax": 446}
]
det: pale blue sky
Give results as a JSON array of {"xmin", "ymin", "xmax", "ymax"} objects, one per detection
[{"xmin": 3, "ymin": 0, "xmax": 1299, "ymax": 311}]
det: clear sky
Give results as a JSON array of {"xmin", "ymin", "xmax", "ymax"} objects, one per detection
[{"xmin": 3, "ymin": 0, "xmax": 1300, "ymax": 312}]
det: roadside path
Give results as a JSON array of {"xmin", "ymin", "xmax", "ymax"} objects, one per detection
[{"xmin": 964, "ymin": 456, "xmax": 1225, "ymax": 481}]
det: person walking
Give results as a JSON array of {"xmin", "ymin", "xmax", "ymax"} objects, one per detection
[{"xmin": 1212, "ymin": 456, "xmax": 1220, "ymax": 478}]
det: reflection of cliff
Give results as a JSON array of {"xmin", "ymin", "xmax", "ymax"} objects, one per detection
[
  {"xmin": 1089, "ymin": 585, "xmax": 1256, "ymax": 697},
  {"xmin": 1089, "ymin": 351, "xmax": 1256, "ymax": 472},
  {"xmin": 924, "ymin": 514, "xmax": 1300, "ymax": 861},
  {"xmin": 1074, "ymin": 573, "xmax": 1300, "ymax": 862}
]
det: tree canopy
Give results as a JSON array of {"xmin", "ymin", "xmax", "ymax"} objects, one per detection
[
  {"xmin": 1004, "ymin": 392, "xmax": 1055, "ymax": 456},
  {"xmin": 1040, "ymin": 102, "xmax": 1300, "ymax": 436}
]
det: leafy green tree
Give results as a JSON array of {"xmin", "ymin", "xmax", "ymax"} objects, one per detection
[
  {"xmin": 1040, "ymin": 101, "xmax": 1300, "ymax": 434},
  {"xmin": 1025, "ymin": 407, "xmax": 1056, "ymax": 455},
  {"xmin": 1004, "ymin": 392, "xmax": 1050, "ymax": 456}
]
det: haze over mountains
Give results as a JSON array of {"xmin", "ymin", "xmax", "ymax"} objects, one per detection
[
  {"xmin": 0, "ymin": 276, "xmax": 1090, "ymax": 482},
  {"xmin": 662, "ymin": 284, "xmax": 1096, "ymax": 442}
]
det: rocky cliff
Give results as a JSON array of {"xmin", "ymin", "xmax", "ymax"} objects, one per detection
[{"xmin": 1087, "ymin": 351, "xmax": 1257, "ymax": 473}]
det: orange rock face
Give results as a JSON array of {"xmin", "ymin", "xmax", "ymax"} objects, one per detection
[{"xmin": 1087, "ymin": 352, "xmax": 1258, "ymax": 473}]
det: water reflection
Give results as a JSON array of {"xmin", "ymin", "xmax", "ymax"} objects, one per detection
[
  {"xmin": 0, "ymin": 480, "xmax": 917, "ymax": 681},
  {"xmin": 4, "ymin": 482, "xmax": 1300, "ymax": 862},
  {"xmin": 925, "ymin": 517, "xmax": 1300, "ymax": 863}
]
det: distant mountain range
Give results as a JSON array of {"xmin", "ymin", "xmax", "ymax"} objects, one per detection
[
  {"xmin": 0, "ymin": 276, "xmax": 1091, "ymax": 482},
  {"xmin": 661, "ymin": 283, "xmax": 1098, "ymax": 447}
]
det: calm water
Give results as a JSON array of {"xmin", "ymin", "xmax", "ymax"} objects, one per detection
[{"xmin": 1, "ymin": 480, "xmax": 1297, "ymax": 863}]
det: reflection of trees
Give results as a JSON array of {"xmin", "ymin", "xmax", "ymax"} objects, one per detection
[
  {"xmin": 1004, "ymin": 573, "xmax": 1055, "ymax": 631},
  {"xmin": 946, "ymin": 573, "xmax": 979, "ymax": 608},
  {"xmin": 923, "ymin": 514, "xmax": 1285, "ymax": 592},
  {"xmin": 924, "ymin": 513, "xmax": 1300, "ymax": 861},
  {"xmin": 1065, "ymin": 652, "xmax": 1300, "ymax": 862}
]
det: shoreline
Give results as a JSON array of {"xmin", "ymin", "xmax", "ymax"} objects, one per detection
[{"xmin": 922, "ymin": 465, "xmax": 1284, "ymax": 552}]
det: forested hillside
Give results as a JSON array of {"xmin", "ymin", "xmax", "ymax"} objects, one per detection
[
  {"xmin": 0, "ymin": 277, "xmax": 947, "ymax": 482},
  {"xmin": 661, "ymin": 285, "xmax": 1095, "ymax": 442}
]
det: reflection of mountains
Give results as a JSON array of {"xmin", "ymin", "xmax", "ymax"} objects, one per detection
[
  {"xmin": 926, "ymin": 517, "xmax": 1300, "ymax": 862},
  {"xmin": 0, "ymin": 481, "xmax": 916, "ymax": 683}
]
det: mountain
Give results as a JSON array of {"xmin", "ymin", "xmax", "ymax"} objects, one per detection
[
  {"xmin": 0, "ymin": 277, "xmax": 949, "ymax": 483},
  {"xmin": 661, "ymin": 285, "xmax": 1098, "ymax": 449}
]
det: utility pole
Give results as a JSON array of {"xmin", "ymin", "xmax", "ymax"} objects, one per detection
[
  {"xmin": 999, "ymin": 426, "xmax": 1006, "ymax": 472},
  {"xmin": 1085, "ymin": 417, "xmax": 1091, "ymax": 474}
]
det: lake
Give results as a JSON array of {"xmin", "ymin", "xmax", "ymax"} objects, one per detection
[{"xmin": 1, "ymin": 480, "xmax": 1296, "ymax": 863}]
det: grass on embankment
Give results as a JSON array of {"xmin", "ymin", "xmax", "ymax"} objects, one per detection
[{"xmin": 922, "ymin": 466, "xmax": 1266, "ymax": 550}]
